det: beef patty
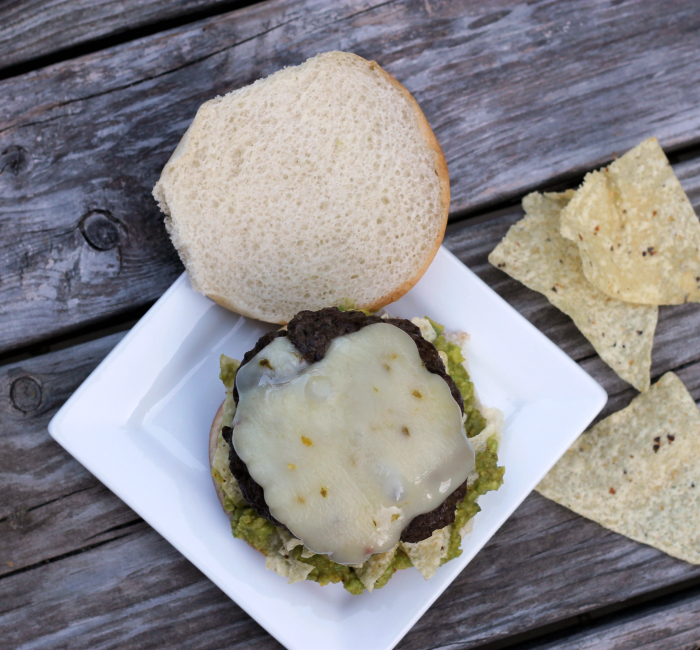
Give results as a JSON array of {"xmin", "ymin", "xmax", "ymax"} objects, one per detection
[{"xmin": 223, "ymin": 307, "xmax": 469, "ymax": 545}]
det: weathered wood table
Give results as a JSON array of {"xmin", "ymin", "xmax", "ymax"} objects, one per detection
[{"xmin": 2, "ymin": 1, "xmax": 700, "ymax": 648}]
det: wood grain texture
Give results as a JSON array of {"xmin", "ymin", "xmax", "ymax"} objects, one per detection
[
  {"xmin": 2, "ymin": 0, "xmax": 700, "ymax": 354},
  {"xmin": 2, "ymin": 167, "xmax": 700, "ymax": 647},
  {"xmin": 0, "ymin": 528, "xmax": 281, "ymax": 650},
  {"xmin": 0, "ymin": 0, "xmax": 244, "ymax": 71},
  {"xmin": 0, "ymin": 332, "xmax": 141, "ymax": 578},
  {"xmin": 530, "ymin": 587, "xmax": 700, "ymax": 650},
  {"xmin": 0, "ymin": 332, "xmax": 125, "ymax": 521}
]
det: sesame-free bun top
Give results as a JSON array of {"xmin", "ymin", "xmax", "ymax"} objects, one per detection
[{"xmin": 153, "ymin": 51, "xmax": 450, "ymax": 324}]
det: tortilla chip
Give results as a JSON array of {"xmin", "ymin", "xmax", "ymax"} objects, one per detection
[
  {"xmin": 401, "ymin": 527, "xmax": 451, "ymax": 579},
  {"xmin": 266, "ymin": 550, "xmax": 315, "ymax": 583},
  {"xmin": 489, "ymin": 191, "xmax": 657, "ymax": 391},
  {"xmin": 537, "ymin": 372, "xmax": 700, "ymax": 564},
  {"xmin": 560, "ymin": 138, "xmax": 700, "ymax": 305},
  {"xmin": 356, "ymin": 547, "xmax": 397, "ymax": 592}
]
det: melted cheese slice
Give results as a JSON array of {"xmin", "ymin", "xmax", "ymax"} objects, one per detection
[{"xmin": 232, "ymin": 323, "xmax": 474, "ymax": 565}]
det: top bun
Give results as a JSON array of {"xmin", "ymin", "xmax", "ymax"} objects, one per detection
[{"xmin": 153, "ymin": 51, "xmax": 449, "ymax": 324}]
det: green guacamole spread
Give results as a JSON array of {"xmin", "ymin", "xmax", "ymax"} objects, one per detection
[
  {"xmin": 431, "ymin": 326, "xmax": 487, "ymax": 439},
  {"xmin": 213, "ymin": 318, "xmax": 504, "ymax": 594}
]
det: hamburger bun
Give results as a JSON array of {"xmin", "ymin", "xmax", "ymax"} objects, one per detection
[{"xmin": 153, "ymin": 51, "xmax": 449, "ymax": 324}]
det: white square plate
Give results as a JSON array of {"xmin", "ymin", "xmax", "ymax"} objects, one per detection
[{"xmin": 49, "ymin": 247, "xmax": 606, "ymax": 650}]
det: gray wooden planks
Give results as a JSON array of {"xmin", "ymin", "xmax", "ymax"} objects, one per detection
[
  {"xmin": 2, "ymin": 172, "xmax": 700, "ymax": 647},
  {"xmin": 0, "ymin": 0, "xmax": 246, "ymax": 72},
  {"xmin": 530, "ymin": 587, "xmax": 700, "ymax": 650},
  {"xmin": 0, "ymin": 527, "xmax": 280, "ymax": 650},
  {"xmin": 0, "ymin": 332, "xmax": 125, "ymax": 522},
  {"xmin": 3, "ymin": 0, "xmax": 700, "ymax": 354},
  {"xmin": 0, "ymin": 332, "xmax": 142, "ymax": 578}
]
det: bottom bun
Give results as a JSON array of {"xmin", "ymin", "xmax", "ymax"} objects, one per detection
[{"xmin": 209, "ymin": 402, "xmax": 227, "ymax": 512}]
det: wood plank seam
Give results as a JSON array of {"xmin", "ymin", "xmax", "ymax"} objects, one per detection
[
  {"xmin": 0, "ymin": 16, "xmax": 311, "ymax": 137},
  {"xmin": 0, "ymin": 301, "xmax": 151, "ymax": 370},
  {"xmin": 0, "ymin": 484, "xmax": 94, "ymax": 526},
  {"xmin": 0, "ymin": 523, "xmax": 145, "ymax": 583},
  {"xmin": 83, "ymin": 518, "xmax": 144, "ymax": 543},
  {"xmin": 0, "ymin": 1, "xmax": 265, "ymax": 81},
  {"xmin": 499, "ymin": 579, "xmax": 700, "ymax": 650}
]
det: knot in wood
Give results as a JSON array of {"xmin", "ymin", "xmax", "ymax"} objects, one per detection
[
  {"xmin": 10, "ymin": 376, "xmax": 42, "ymax": 413},
  {"xmin": 80, "ymin": 210, "xmax": 121, "ymax": 250},
  {"xmin": 0, "ymin": 145, "xmax": 31, "ymax": 176}
]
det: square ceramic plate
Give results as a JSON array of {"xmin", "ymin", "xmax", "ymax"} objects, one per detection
[{"xmin": 49, "ymin": 247, "xmax": 606, "ymax": 650}]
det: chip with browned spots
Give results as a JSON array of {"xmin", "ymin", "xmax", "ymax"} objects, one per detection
[
  {"xmin": 537, "ymin": 372, "xmax": 700, "ymax": 564},
  {"xmin": 489, "ymin": 190, "xmax": 657, "ymax": 391},
  {"xmin": 560, "ymin": 138, "xmax": 700, "ymax": 305}
]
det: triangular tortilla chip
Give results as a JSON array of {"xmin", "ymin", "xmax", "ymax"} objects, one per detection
[
  {"xmin": 560, "ymin": 138, "xmax": 700, "ymax": 305},
  {"xmin": 489, "ymin": 191, "xmax": 657, "ymax": 391},
  {"xmin": 537, "ymin": 372, "xmax": 700, "ymax": 564}
]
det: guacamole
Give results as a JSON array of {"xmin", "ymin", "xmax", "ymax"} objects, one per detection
[
  {"xmin": 213, "ymin": 318, "xmax": 504, "ymax": 593},
  {"xmin": 432, "ymin": 330, "xmax": 487, "ymax": 438}
]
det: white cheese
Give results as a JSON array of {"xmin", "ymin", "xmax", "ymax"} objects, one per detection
[{"xmin": 232, "ymin": 322, "xmax": 474, "ymax": 565}]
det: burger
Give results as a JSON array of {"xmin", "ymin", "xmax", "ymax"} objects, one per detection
[
  {"xmin": 153, "ymin": 51, "xmax": 505, "ymax": 592},
  {"xmin": 210, "ymin": 307, "xmax": 504, "ymax": 593}
]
